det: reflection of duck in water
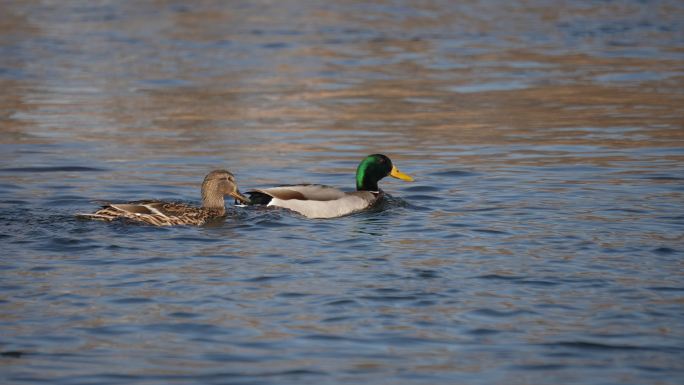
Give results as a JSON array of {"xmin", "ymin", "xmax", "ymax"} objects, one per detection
[
  {"xmin": 247, "ymin": 154, "xmax": 414, "ymax": 219},
  {"xmin": 77, "ymin": 170, "xmax": 250, "ymax": 226}
]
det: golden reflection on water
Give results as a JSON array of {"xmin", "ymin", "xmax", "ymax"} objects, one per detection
[{"xmin": 1, "ymin": 1, "xmax": 682, "ymax": 168}]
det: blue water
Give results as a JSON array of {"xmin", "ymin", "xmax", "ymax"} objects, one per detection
[{"xmin": 1, "ymin": 1, "xmax": 683, "ymax": 384}]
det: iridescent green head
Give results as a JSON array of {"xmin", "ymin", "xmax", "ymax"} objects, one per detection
[{"xmin": 355, "ymin": 154, "xmax": 414, "ymax": 191}]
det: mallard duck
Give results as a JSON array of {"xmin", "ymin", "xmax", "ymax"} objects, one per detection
[
  {"xmin": 77, "ymin": 170, "xmax": 250, "ymax": 226},
  {"xmin": 247, "ymin": 154, "xmax": 413, "ymax": 219}
]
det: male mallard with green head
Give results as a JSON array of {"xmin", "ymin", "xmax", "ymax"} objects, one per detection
[
  {"xmin": 77, "ymin": 170, "xmax": 250, "ymax": 226},
  {"xmin": 247, "ymin": 154, "xmax": 413, "ymax": 219}
]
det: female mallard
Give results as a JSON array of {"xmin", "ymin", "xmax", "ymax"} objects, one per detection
[
  {"xmin": 77, "ymin": 170, "xmax": 250, "ymax": 226},
  {"xmin": 247, "ymin": 154, "xmax": 413, "ymax": 219}
]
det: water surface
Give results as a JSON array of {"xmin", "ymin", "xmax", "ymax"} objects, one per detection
[{"xmin": 1, "ymin": 1, "xmax": 683, "ymax": 384}]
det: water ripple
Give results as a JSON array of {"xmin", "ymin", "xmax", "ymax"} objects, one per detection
[{"xmin": 1, "ymin": 1, "xmax": 683, "ymax": 384}]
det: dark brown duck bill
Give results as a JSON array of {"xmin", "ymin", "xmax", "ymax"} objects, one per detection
[{"xmin": 230, "ymin": 190, "xmax": 251, "ymax": 204}]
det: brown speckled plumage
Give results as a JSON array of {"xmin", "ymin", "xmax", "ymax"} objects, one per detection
[{"xmin": 77, "ymin": 170, "xmax": 249, "ymax": 226}]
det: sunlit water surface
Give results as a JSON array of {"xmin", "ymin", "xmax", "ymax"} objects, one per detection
[{"xmin": 1, "ymin": 1, "xmax": 683, "ymax": 384}]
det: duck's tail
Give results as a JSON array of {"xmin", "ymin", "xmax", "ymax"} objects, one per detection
[
  {"xmin": 75, "ymin": 205, "xmax": 125, "ymax": 221},
  {"xmin": 245, "ymin": 191, "xmax": 274, "ymax": 205},
  {"xmin": 75, "ymin": 213, "xmax": 116, "ymax": 221}
]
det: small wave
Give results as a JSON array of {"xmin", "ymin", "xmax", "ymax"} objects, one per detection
[
  {"xmin": 1, "ymin": 351, "xmax": 25, "ymax": 358},
  {"xmin": 511, "ymin": 364, "xmax": 567, "ymax": 371},
  {"xmin": 276, "ymin": 292, "xmax": 310, "ymax": 298},
  {"xmin": 109, "ymin": 297, "xmax": 154, "ymax": 304},
  {"xmin": 470, "ymin": 308, "xmax": 538, "ymax": 317},
  {"xmin": 475, "ymin": 274, "xmax": 525, "ymax": 281},
  {"xmin": 359, "ymin": 295, "xmax": 418, "ymax": 302},
  {"xmin": 0, "ymin": 166, "xmax": 105, "ymax": 173},
  {"xmin": 404, "ymin": 185, "xmax": 440, "ymax": 192},
  {"xmin": 324, "ymin": 299, "xmax": 358, "ymax": 306},
  {"xmin": 474, "ymin": 274, "xmax": 560, "ymax": 287},
  {"xmin": 242, "ymin": 275, "xmax": 289, "ymax": 282},
  {"xmin": 648, "ymin": 286, "xmax": 684, "ymax": 292},
  {"xmin": 168, "ymin": 312, "xmax": 199, "ymax": 319},
  {"xmin": 429, "ymin": 170, "xmax": 478, "ymax": 177},
  {"xmin": 466, "ymin": 328, "xmax": 500, "ymax": 336},
  {"xmin": 545, "ymin": 341, "xmax": 653, "ymax": 351},
  {"xmin": 405, "ymin": 194, "xmax": 441, "ymax": 201},
  {"xmin": 414, "ymin": 269, "xmax": 440, "ymax": 279},
  {"xmin": 652, "ymin": 247, "xmax": 678, "ymax": 255}
]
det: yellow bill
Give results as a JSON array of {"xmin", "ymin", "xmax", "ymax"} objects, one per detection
[{"xmin": 390, "ymin": 165, "xmax": 414, "ymax": 182}]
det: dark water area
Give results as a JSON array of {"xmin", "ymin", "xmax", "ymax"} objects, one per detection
[{"xmin": 1, "ymin": 1, "xmax": 683, "ymax": 384}]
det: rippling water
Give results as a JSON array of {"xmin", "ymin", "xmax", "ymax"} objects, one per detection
[{"xmin": 1, "ymin": 1, "xmax": 683, "ymax": 384}]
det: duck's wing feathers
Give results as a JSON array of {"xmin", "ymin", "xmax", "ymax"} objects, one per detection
[
  {"xmin": 249, "ymin": 184, "xmax": 348, "ymax": 202},
  {"xmin": 78, "ymin": 201, "xmax": 217, "ymax": 226}
]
